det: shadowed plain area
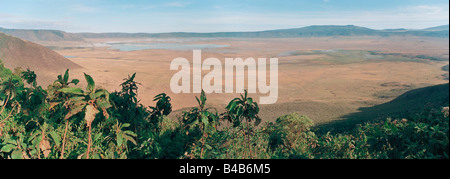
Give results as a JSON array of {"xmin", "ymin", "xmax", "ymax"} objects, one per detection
[{"xmin": 317, "ymin": 83, "xmax": 449, "ymax": 133}]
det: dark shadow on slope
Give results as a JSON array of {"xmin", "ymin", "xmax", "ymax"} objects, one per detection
[{"xmin": 316, "ymin": 83, "xmax": 449, "ymax": 134}]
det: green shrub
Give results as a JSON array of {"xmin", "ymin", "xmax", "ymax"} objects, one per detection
[{"xmin": 268, "ymin": 113, "xmax": 315, "ymax": 156}]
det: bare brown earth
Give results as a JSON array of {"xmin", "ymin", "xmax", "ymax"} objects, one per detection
[{"xmin": 40, "ymin": 36, "xmax": 449, "ymax": 124}]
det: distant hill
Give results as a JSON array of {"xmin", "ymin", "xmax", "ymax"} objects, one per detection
[
  {"xmin": 423, "ymin": 25, "xmax": 450, "ymax": 31},
  {"xmin": 1, "ymin": 25, "xmax": 448, "ymax": 41},
  {"xmin": 0, "ymin": 27, "xmax": 84, "ymax": 42},
  {"xmin": 261, "ymin": 25, "xmax": 378, "ymax": 37},
  {"xmin": 0, "ymin": 32, "xmax": 82, "ymax": 84},
  {"xmin": 75, "ymin": 25, "xmax": 449, "ymax": 38},
  {"xmin": 75, "ymin": 25, "xmax": 379, "ymax": 38}
]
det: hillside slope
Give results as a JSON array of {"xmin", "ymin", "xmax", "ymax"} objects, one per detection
[
  {"xmin": 0, "ymin": 32, "xmax": 82, "ymax": 84},
  {"xmin": 367, "ymin": 83, "xmax": 449, "ymax": 115}
]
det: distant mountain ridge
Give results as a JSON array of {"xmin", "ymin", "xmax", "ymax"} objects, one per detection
[
  {"xmin": 75, "ymin": 25, "xmax": 450, "ymax": 38},
  {"xmin": 0, "ymin": 27, "xmax": 83, "ymax": 42},
  {"xmin": 0, "ymin": 25, "xmax": 448, "ymax": 41}
]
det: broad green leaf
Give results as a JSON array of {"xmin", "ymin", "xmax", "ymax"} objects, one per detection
[
  {"xmin": 31, "ymin": 135, "xmax": 42, "ymax": 147},
  {"xmin": 254, "ymin": 117, "xmax": 262, "ymax": 126},
  {"xmin": 59, "ymin": 87, "xmax": 84, "ymax": 95},
  {"xmin": 70, "ymin": 79, "xmax": 80, "ymax": 85},
  {"xmin": 64, "ymin": 105, "xmax": 86, "ymax": 120},
  {"xmin": 123, "ymin": 130, "xmax": 137, "ymax": 137},
  {"xmin": 195, "ymin": 96, "xmax": 201, "ymax": 106},
  {"xmin": 28, "ymin": 132, "xmax": 40, "ymax": 143},
  {"xmin": 130, "ymin": 73, "xmax": 136, "ymax": 81},
  {"xmin": 246, "ymin": 98, "xmax": 253, "ymax": 105},
  {"xmin": 11, "ymin": 149, "xmax": 23, "ymax": 159},
  {"xmin": 84, "ymin": 73, "xmax": 95, "ymax": 92},
  {"xmin": 231, "ymin": 98, "xmax": 241, "ymax": 103},
  {"xmin": 96, "ymin": 100, "xmax": 112, "ymax": 109},
  {"xmin": 201, "ymin": 111, "xmax": 210, "ymax": 117},
  {"xmin": 63, "ymin": 69, "xmax": 69, "ymax": 83},
  {"xmin": 236, "ymin": 106, "xmax": 243, "ymax": 116},
  {"xmin": 201, "ymin": 116, "xmax": 209, "ymax": 126},
  {"xmin": 69, "ymin": 96, "xmax": 85, "ymax": 102},
  {"xmin": 227, "ymin": 101, "xmax": 237, "ymax": 112},
  {"xmin": 102, "ymin": 90, "xmax": 110, "ymax": 101},
  {"xmin": 125, "ymin": 137, "xmax": 137, "ymax": 146},
  {"xmin": 1, "ymin": 144, "xmax": 15, "ymax": 153},
  {"xmin": 57, "ymin": 75, "xmax": 63, "ymax": 84},
  {"xmin": 117, "ymin": 134, "xmax": 123, "ymax": 147},
  {"xmin": 123, "ymin": 133, "xmax": 137, "ymax": 145},
  {"xmin": 94, "ymin": 132, "xmax": 103, "ymax": 141},
  {"xmin": 71, "ymin": 100, "xmax": 88, "ymax": 107},
  {"xmin": 50, "ymin": 130, "xmax": 61, "ymax": 146},
  {"xmin": 205, "ymin": 144, "xmax": 212, "ymax": 150},
  {"xmin": 89, "ymin": 92, "xmax": 96, "ymax": 100},
  {"xmin": 94, "ymin": 90, "xmax": 108, "ymax": 99},
  {"xmin": 122, "ymin": 123, "xmax": 131, "ymax": 128},
  {"xmin": 153, "ymin": 93, "xmax": 167, "ymax": 101},
  {"xmin": 200, "ymin": 90, "xmax": 207, "ymax": 104}
]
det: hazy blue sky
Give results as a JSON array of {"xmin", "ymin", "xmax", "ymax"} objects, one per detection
[{"xmin": 0, "ymin": 0, "xmax": 448, "ymax": 33}]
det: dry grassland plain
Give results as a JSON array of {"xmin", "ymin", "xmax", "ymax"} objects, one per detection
[{"xmin": 44, "ymin": 36, "xmax": 449, "ymax": 124}]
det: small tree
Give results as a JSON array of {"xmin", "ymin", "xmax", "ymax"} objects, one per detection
[
  {"xmin": 182, "ymin": 90, "xmax": 218, "ymax": 158},
  {"xmin": 149, "ymin": 93, "xmax": 172, "ymax": 132},
  {"xmin": 224, "ymin": 90, "xmax": 261, "ymax": 159},
  {"xmin": 46, "ymin": 69, "xmax": 79, "ymax": 158},
  {"xmin": 21, "ymin": 68, "xmax": 37, "ymax": 88},
  {"xmin": 110, "ymin": 73, "xmax": 149, "ymax": 135},
  {"xmin": 59, "ymin": 73, "xmax": 112, "ymax": 159},
  {"xmin": 0, "ymin": 75, "xmax": 21, "ymax": 115}
]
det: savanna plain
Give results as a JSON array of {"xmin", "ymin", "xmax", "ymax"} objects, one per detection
[{"xmin": 48, "ymin": 36, "xmax": 449, "ymax": 125}]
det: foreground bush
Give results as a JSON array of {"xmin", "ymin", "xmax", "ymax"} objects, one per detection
[{"xmin": 0, "ymin": 62, "xmax": 448, "ymax": 159}]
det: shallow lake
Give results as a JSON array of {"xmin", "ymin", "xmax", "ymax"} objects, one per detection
[
  {"xmin": 64, "ymin": 56, "xmax": 78, "ymax": 58},
  {"xmin": 107, "ymin": 42, "xmax": 229, "ymax": 51}
]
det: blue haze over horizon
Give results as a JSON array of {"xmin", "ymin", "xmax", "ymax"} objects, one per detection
[{"xmin": 0, "ymin": 0, "xmax": 448, "ymax": 33}]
